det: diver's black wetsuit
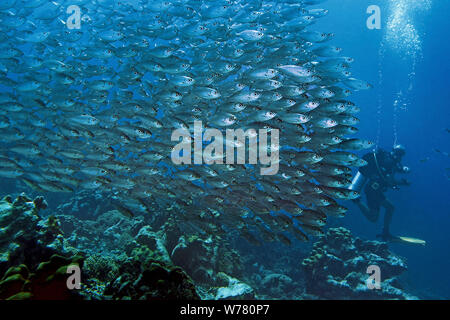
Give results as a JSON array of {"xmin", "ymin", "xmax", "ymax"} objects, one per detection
[{"xmin": 355, "ymin": 147, "xmax": 410, "ymax": 239}]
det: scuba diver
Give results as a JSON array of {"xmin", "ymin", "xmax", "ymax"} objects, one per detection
[{"xmin": 350, "ymin": 144, "xmax": 412, "ymax": 242}]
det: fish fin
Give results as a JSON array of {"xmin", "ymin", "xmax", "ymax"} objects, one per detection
[{"xmin": 379, "ymin": 234, "xmax": 426, "ymax": 246}]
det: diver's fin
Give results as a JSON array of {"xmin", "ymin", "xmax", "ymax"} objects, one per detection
[{"xmin": 389, "ymin": 236, "xmax": 426, "ymax": 246}]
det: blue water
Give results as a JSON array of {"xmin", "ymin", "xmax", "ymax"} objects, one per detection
[
  {"xmin": 313, "ymin": 0, "xmax": 450, "ymax": 299},
  {"xmin": 0, "ymin": 0, "xmax": 448, "ymax": 300}
]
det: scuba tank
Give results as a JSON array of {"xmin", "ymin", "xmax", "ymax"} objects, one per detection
[{"xmin": 349, "ymin": 171, "xmax": 367, "ymax": 192}]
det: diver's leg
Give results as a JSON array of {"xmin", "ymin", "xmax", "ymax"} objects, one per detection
[
  {"xmin": 360, "ymin": 204, "xmax": 380, "ymax": 223},
  {"xmin": 381, "ymin": 199, "xmax": 395, "ymax": 238},
  {"xmin": 355, "ymin": 192, "xmax": 380, "ymax": 223}
]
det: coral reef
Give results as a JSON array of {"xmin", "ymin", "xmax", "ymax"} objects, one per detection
[
  {"xmin": 132, "ymin": 221, "xmax": 251, "ymax": 300},
  {"xmin": 1, "ymin": 192, "xmax": 420, "ymax": 300},
  {"xmin": 83, "ymin": 254, "xmax": 121, "ymax": 284},
  {"xmin": 0, "ymin": 193, "xmax": 203, "ymax": 300},
  {"xmin": 170, "ymin": 234, "xmax": 243, "ymax": 285},
  {"xmin": 236, "ymin": 240, "xmax": 308, "ymax": 299},
  {"xmin": 57, "ymin": 207, "xmax": 250, "ymax": 299},
  {"xmin": 54, "ymin": 190, "xmax": 113, "ymax": 220},
  {"xmin": 0, "ymin": 193, "xmax": 77, "ymax": 276},
  {"xmin": 57, "ymin": 209, "xmax": 147, "ymax": 257},
  {"xmin": 64, "ymin": 207, "xmax": 310, "ymax": 300},
  {"xmin": 214, "ymin": 276, "xmax": 255, "ymax": 300},
  {"xmin": 0, "ymin": 193, "xmax": 87, "ymax": 300},
  {"xmin": 0, "ymin": 254, "xmax": 84, "ymax": 300},
  {"xmin": 259, "ymin": 273, "xmax": 296, "ymax": 299},
  {"xmin": 103, "ymin": 259, "xmax": 200, "ymax": 300},
  {"xmin": 302, "ymin": 227, "xmax": 416, "ymax": 299}
]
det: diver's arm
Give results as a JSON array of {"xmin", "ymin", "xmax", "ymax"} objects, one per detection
[
  {"xmin": 395, "ymin": 161, "xmax": 410, "ymax": 174},
  {"xmin": 384, "ymin": 174, "xmax": 398, "ymax": 188},
  {"xmin": 400, "ymin": 165, "xmax": 410, "ymax": 174},
  {"xmin": 395, "ymin": 165, "xmax": 410, "ymax": 186},
  {"xmin": 397, "ymin": 178, "xmax": 411, "ymax": 186},
  {"xmin": 385, "ymin": 174, "xmax": 410, "ymax": 189},
  {"xmin": 386, "ymin": 175, "xmax": 410, "ymax": 189}
]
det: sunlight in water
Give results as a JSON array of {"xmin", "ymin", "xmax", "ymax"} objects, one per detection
[{"xmin": 385, "ymin": 0, "xmax": 431, "ymax": 58}]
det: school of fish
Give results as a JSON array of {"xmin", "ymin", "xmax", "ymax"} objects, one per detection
[{"xmin": 0, "ymin": 0, "xmax": 373, "ymax": 245}]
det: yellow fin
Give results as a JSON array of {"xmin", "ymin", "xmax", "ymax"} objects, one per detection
[{"xmin": 397, "ymin": 236, "xmax": 426, "ymax": 246}]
